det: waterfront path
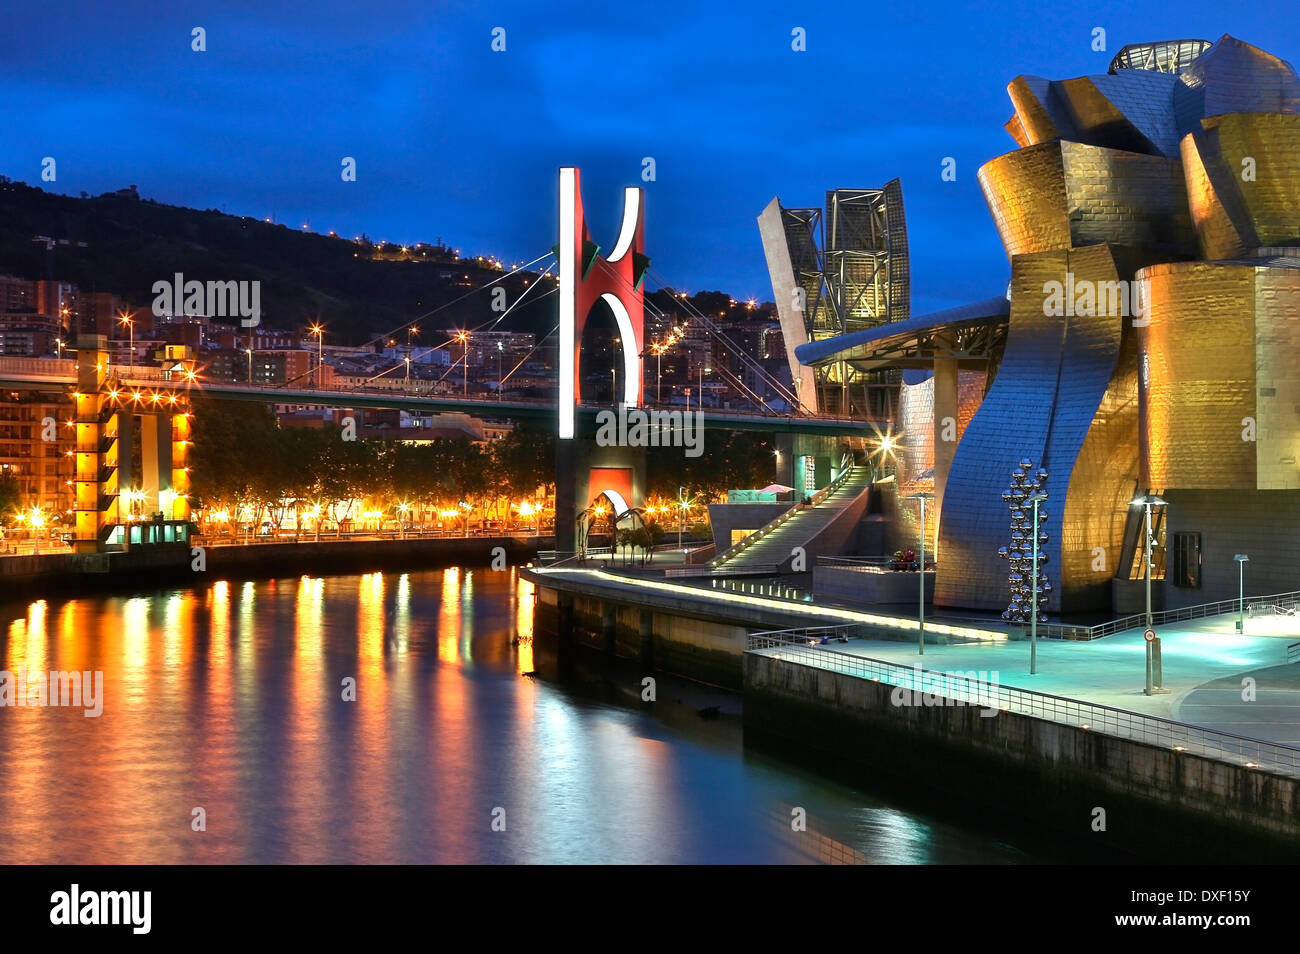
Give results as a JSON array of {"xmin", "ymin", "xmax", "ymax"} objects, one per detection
[
  {"xmin": 819, "ymin": 616, "xmax": 1299, "ymax": 726},
  {"xmin": 529, "ymin": 565, "xmax": 1300, "ymax": 773}
]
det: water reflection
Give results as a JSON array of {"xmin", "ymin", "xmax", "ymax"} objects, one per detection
[{"xmin": 0, "ymin": 569, "xmax": 1027, "ymax": 864}]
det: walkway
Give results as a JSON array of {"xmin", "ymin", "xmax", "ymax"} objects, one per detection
[{"xmin": 711, "ymin": 465, "xmax": 873, "ymax": 571}]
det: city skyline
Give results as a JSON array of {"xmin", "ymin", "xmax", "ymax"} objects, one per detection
[{"xmin": 4, "ymin": 2, "xmax": 1297, "ymax": 313}]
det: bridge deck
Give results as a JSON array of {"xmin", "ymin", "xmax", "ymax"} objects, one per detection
[{"xmin": 0, "ymin": 357, "xmax": 877, "ymax": 433}]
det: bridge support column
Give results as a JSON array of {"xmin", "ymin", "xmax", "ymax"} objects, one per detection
[
  {"xmin": 117, "ymin": 408, "xmax": 135, "ymax": 515},
  {"xmin": 556, "ymin": 436, "xmax": 645, "ymax": 557},
  {"xmin": 774, "ymin": 434, "xmax": 794, "ymax": 487},
  {"xmin": 72, "ymin": 335, "xmax": 120, "ymax": 553},
  {"xmin": 172, "ymin": 409, "xmax": 192, "ymax": 522},
  {"xmin": 141, "ymin": 414, "xmax": 171, "ymax": 518}
]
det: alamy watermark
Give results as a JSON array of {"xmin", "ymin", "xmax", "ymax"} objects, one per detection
[
  {"xmin": 0, "ymin": 667, "xmax": 103, "ymax": 717},
  {"xmin": 152, "ymin": 272, "xmax": 261, "ymax": 327},
  {"xmin": 889, "ymin": 665, "xmax": 1001, "ymax": 717},
  {"xmin": 50, "ymin": 884, "xmax": 150, "ymax": 934},
  {"xmin": 1042, "ymin": 273, "xmax": 1148, "ymax": 324},
  {"xmin": 595, "ymin": 406, "xmax": 703, "ymax": 458}
]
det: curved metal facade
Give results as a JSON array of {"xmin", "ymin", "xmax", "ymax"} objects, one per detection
[{"xmin": 935, "ymin": 33, "xmax": 1300, "ymax": 612}]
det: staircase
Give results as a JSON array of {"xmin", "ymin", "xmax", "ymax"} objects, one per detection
[{"xmin": 709, "ymin": 465, "xmax": 873, "ymax": 573}]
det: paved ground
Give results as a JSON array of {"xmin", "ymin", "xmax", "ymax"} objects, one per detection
[
  {"xmin": 815, "ymin": 613, "xmax": 1300, "ymax": 731},
  {"xmin": 532, "ymin": 566, "xmax": 1300, "ymax": 748},
  {"xmin": 1175, "ymin": 662, "xmax": 1300, "ymax": 744}
]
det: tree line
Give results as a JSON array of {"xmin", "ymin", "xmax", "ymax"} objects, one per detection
[{"xmin": 188, "ymin": 398, "xmax": 778, "ymax": 535}]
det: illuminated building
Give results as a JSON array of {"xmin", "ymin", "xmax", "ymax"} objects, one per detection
[{"xmin": 791, "ymin": 35, "xmax": 1300, "ymax": 613}]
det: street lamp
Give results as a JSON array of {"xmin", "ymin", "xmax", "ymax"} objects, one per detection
[
  {"xmin": 456, "ymin": 331, "xmax": 469, "ymax": 397},
  {"xmin": 873, "ymin": 433, "xmax": 899, "ymax": 482},
  {"xmin": 1235, "ymin": 553, "xmax": 1249, "ymax": 633},
  {"xmin": 677, "ymin": 486, "xmax": 688, "ymax": 550},
  {"xmin": 653, "ymin": 343, "xmax": 664, "ymax": 404},
  {"xmin": 1027, "ymin": 491, "xmax": 1049, "ymax": 675},
  {"xmin": 310, "ymin": 324, "xmax": 324, "ymax": 388},
  {"xmin": 496, "ymin": 341, "xmax": 503, "ymax": 401},
  {"xmin": 245, "ymin": 348, "xmax": 253, "ymax": 384},
  {"xmin": 118, "ymin": 311, "xmax": 134, "ymax": 370},
  {"xmin": 906, "ymin": 492, "xmax": 934, "ymax": 656},
  {"xmin": 699, "ymin": 365, "xmax": 711, "ymax": 409},
  {"xmin": 1130, "ymin": 493, "xmax": 1168, "ymax": 629}
]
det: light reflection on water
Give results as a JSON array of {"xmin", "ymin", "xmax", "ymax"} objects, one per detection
[{"xmin": 0, "ymin": 569, "xmax": 1027, "ymax": 864}]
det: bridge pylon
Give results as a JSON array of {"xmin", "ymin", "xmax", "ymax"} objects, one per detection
[{"xmin": 556, "ymin": 167, "xmax": 650, "ymax": 556}]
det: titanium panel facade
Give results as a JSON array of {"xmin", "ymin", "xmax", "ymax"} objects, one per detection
[
  {"xmin": 1141, "ymin": 259, "xmax": 1300, "ymax": 492},
  {"xmin": 935, "ymin": 247, "xmax": 1136, "ymax": 612}
]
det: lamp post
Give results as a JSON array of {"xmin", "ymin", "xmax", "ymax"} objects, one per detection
[
  {"xmin": 119, "ymin": 311, "xmax": 134, "ymax": 370},
  {"xmin": 654, "ymin": 343, "xmax": 663, "ymax": 403},
  {"xmin": 699, "ymin": 365, "xmax": 710, "ymax": 409},
  {"xmin": 1130, "ymin": 493, "xmax": 1168, "ymax": 629},
  {"xmin": 1234, "ymin": 553, "xmax": 1249, "ymax": 633},
  {"xmin": 404, "ymin": 355, "xmax": 411, "ymax": 390},
  {"xmin": 496, "ymin": 341, "xmax": 503, "ymax": 401},
  {"xmin": 678, "ymin": 486, "xmax": 686, "ymax": 550},
  {"xmin": 907, "ymin": 492, "xmax": 934, "ymax": 656},
  {"xmin": 245, "ymin": 348, "xmax": 253, "ymax": 384},
  {"xmin": 310, "ymin": 324, "xmax": 324, "ymax": 388},
  {"xmin": 456, "ymin": 331, "xmax": 469, "ymax": 397},
  {"xmin": 1028, "ymin": 491, "xmax": 1048, "ymax": 675}
]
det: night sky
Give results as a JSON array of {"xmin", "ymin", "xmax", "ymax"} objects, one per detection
[{"xmin": 2, "ymin": 1, "xmax": 1296, "ymax": 314}]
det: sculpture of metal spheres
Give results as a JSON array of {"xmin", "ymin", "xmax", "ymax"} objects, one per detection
[{"xmin": 997, "ymin": 458, "xmax": 1050, "ymax": 624}]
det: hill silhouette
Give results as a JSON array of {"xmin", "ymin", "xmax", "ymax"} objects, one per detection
[{"xmin": 0, "ymin": 178, "xmax": 559, "ymax": 344}]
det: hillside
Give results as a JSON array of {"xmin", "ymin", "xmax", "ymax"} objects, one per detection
[{"xmin": 0, "ymin": 178, "xmax": 558, "ymax": 343}]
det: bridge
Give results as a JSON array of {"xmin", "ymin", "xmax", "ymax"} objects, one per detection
[
  {"xmin": 3, "ymin": 166, "xmax": 882, "ymax": 556},
  {"xmin": 0, "ymin": 356, "xmax": 876, "ymax": 435}
]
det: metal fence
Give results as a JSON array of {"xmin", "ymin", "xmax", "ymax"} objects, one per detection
[
  {"xmin": 932, "ymin": 588, "xmax": 1300, "ymax": 642},
  {"xmin": 665, "ymin": 564, "xmax": 783, "ymax": 578},
  {"xmin": 709, "ymin": 454, "xmax": 856, "ymax": 569},
  {"xmin": 746, "ymin": 630, "xmax": 1300, "ymax": 777}
]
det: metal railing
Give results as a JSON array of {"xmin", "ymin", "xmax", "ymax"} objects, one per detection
[
  {"xmin": 710, "ymin": 458, "xmax": 862, "ymax": 569},
  {"xmin": 817, "ymin": 555, "xmax": 894, "ymax": 567},
  {"xmin": 750, "ymin": 624, "xmax": 863, "ymax": 644},
  {"xmin": 1089, "ymin": 588, "xmax": 1300, "ymax": 638},
  {"xmin": 746, "ymin": 633, "xmax": 1300, "ymax": 776},
  {"xmin": 0, "ymin": 356, "xmax": 881, "ymax": 427},
  {"xmin": 665, "ymin": 563, "xmax": 783, "ymax": 578},
  {"xmin": 936, "ymin": 587, "xmax": 1300, "ymax": 643}
]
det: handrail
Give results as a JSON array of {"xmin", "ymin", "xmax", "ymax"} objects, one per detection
[
  {"xmin": 665, "ymin": 563, "xmax": 782, "ymax": 578},
  {"xmin": 817, "ymin": 555, "xmax": 894, "ymax": 566},
  {"xmin": 747, "ymin": 635, "xmax": 1300, "ymax": 776},
  {"xmin": 709, "ymin": 463, "xmax": 864, "ymax": 568}
]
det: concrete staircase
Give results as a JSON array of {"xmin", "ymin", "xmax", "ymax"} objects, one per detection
[{"xmin": 709, "ymin": 466, "xmax": 873, "ymax": 573}]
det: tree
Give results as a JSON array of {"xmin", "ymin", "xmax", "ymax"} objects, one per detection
[{"xmin": 0, "ymin": 472, "xmax": 20, "ymax": 525}]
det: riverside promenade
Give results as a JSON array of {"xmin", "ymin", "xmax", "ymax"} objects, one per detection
[{"xmin": 528, "ymin": 562, "xmax": 1300, "ymax": 856}]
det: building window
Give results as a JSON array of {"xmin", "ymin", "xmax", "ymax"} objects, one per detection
[{"xmin": 1171, "ymin": 532, "xmax": 1202, "ymax": 588}]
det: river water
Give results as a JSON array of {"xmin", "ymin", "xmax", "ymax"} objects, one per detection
[{"xmin": 0, "ymin": 568, "xmax": 1031, "ymax": 864}]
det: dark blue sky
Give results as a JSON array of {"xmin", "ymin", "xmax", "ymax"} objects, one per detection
[{"xmin": 2, "ymin": 1, "xmax": 1295, "ymax": 314}]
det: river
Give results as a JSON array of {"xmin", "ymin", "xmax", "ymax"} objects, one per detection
[{"xmin": 0, "ymin": 568, "xmax": 1032, "ymax": 863}]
